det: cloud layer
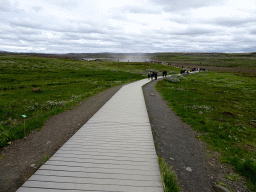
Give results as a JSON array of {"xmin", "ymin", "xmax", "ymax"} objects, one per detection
[{"xmin": 0, "ymin": 0, "xmax": 255, "ymax": 53}]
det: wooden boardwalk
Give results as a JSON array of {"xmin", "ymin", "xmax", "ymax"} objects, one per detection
[{"xmin": 17, "ymin": 79, "xmax": 163, "ymax": 192}]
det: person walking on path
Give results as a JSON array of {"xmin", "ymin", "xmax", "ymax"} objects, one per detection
[
  {"xmin": 148, "ymin": 72, "xmax": 151, "ymax": 80},
  {"xmin": 151, "ymin": 72, "xmax": 154, "ymax": 80},
  {"xmin": 154, "ymin": 71, "xmax": 158, "ymax": 80},
  {"xmin": 162, "ymin": 70, "xmax": 167, "ymax": 77}
]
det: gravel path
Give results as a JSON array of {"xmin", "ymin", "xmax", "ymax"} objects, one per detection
[{"xmin": 142, "ymin": 79, "xmax": 250, "ymax": 192}]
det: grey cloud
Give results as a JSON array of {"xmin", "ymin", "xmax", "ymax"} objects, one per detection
[
  {"xmin": 111, "ymin": 15, "xmax": 127, "ymax": 21},
  {"xmin": 18, "ymin": 33, "xmax": 47, "ymax": 42},
  {"xmin": 44, "ymin": 19, "xmax": 111, "ymax": 35},
  {"xmin": 63, "ymin": 32, "xmax": 109, "ymax": 41},
  {"xmin": 18, "ymin": 28, "xmax": 42, "ymax": 35},
  {"xmin": 76, "ymin": 28, "xmax": 106, "ymax": 34},
  {"xmin": 110, "ymin": 15, "xmax": 150, "ymax": 27},
  {"xmin": 122, "ymin": 5, "xmax": 161, "ymax": 15},
  {"xmin": 42, "ymin": 0, "xmax": 80, "ymax": 8},
  {"xmin": 10, "ymin": 18, "xmax": 42, "ymax": 29},
  {"xmin": 111, "ymin": 35, "xmax": 131, "ymax": 41},
  {"xmin": 211, "ymin": 17, "xmax": 256, "ymax": 27},
  {"xmin": 150, "ymin": 0, "xmax": 224, "ymax": 12},
  {"xmin": 4, "ymin": 26, "xmax": 43, "ymax": 35},
  {"xmin": 250, "ymin": 28, "xmax": 256, "ymax": 34},
  {"xmin": 233, "ymin": 34, "xmax": 256, "ymax": 47},
  {"xmin": 51, "ymin": 39, "xmax": 115, "ymax": 49},
  {"xmin": 153, "ymin": 26, "xmax": 217, "ymax": 38},
  {"xmin": 0, "ymin": 0, "xmax": 11, "ymax": 11},
  {"xmin": 64, "ymin": 33, "xmax": 82, "ymax": 40},
  {"xmin": 183, "ymin": 27, "xmax": 216, "ymax": 36},
  {"xmin": 29, "ymin": 23, "xmax": 108, "ymax": 36},
  {"xmin": 31, "ymin": 6, "xmax": 43, "ymax": 13},
  {"xmin": 1, "ymin": 0, "xmax": 255, "ymax": 54},
  {"xmin": 0, "ymin": 34, "xmax": 18, "ymax": 41},
  {"xmin": 59, "ymin": 32, "xmax": 154, "ymax": 53},
  {"xmin": 0, "ymin": 24, "xmax": 42, "ymax": 40},
  {"xmin": 75, "ymin": 27, "xmax": 107, "ymax": 35},
  {"xmin": 0, "ymin": 31, "xmax": 41, "ymax": 43},
  {"xmin": 239, "ymin": 47, "xmax": 256, "ymax": 52}
]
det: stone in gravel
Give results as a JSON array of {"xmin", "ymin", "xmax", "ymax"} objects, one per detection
[
  {"xmin": 170, "ymin": 157, "xmax": 174, "ymax": 160},
  {"xmin": 185, "ymin": 167, "xmax": 192, "ymax": 172},
  {"xmin": 30, "ymin": 164, "xmax": 36, "ymax": 168},
  {"xmin": 213, "ymin": 184, "xmax": 230, "ymax": 192},
  {"xmin": 45, "ymin": 141, "xmax": 51, "ymax": 145},
  {"xmin": 150, "ymin": 93, "xmax": 155, "ymax": 96}
]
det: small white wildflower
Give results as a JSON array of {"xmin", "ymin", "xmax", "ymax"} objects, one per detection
[{"xmin": 166, "ymin": 76, "xmax": 180, "ymax": 83}]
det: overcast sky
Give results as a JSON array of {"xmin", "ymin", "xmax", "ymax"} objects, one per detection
[{"xmin": 0, "ymin": 0, "xmax": 256, "ymax": 53}]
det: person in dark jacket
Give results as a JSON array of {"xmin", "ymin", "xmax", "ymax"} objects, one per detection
[
  {"xmin": 162, "ymin": 70, "xmax": 167, "ymax": 77},
  {"xmin": 155, "ymin": 71, "xmax": 158, "ymax": 80},
  {"xmin": 151, "ymin": 72, "xmax": 154, "ymax": 80}
]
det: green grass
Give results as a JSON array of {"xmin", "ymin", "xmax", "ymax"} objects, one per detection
[
  {"xmin": 87, "ymin": 60, "xmax": 181, "ymax": 74},
  {"xmin": 0, "ymin": 54, "xmax": 179, "ymax": 147},
  {"xmin": 156, "ymin": 72, "xmax": 256, "ymax": 191},
  {"xmin": 158, "ymin": 157, "xmax": 180, "ymax": 192},
  {"xmin": 225, "ymin": 174, "xmax": 240, "ymax": 181},
  {"xmin": 154, "ymin": 52, "xmax": 256, "ymax": 69},
  {"xmin": 0, "ymin": 55, "xmax": 143, "ymax": 147},
  {"xmin": 216, "ymin": 182, "xmax": 233, "ymax": 192},
  {"xmin": 217, "ymin": 181, "xmax": 227, "ymax": 187}
]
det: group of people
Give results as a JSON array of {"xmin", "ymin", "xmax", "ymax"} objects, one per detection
[
  {"xmin": 148, "ymin": 71, "xmax": 158, "ymax": 80},
  {"xmin": 180, "ymin": 69, "xmax": 190, "ymax": 74},
  {"xmin": 148, "ymin": 70, "xmax": 167, "ymax": 80},
  {"xmin": 180, "ymin": 67, "xmax": 206, "ymax": 74}
]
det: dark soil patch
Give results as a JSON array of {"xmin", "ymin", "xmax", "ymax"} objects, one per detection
[
  {"xmin": 143, "ymin": 79, "xmax": 250, "ymax": 192},
  {"xmin": 222, "ymin": 111, "xmax": 236, "ymax": 117}
]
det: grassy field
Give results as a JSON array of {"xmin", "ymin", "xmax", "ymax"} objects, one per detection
[
  {"xmin": 154, "ymin": 52, "xmax": 256, "ymax": 73},
  {"xmin": 1, "ymin": 52, "xmax": 256, "ymax": 190},
  {"xmin": 156, "ymin": 72, "xmax": 256, "ymax": 190},
  {"xmin": 0, "ymin": 54, "xmax": 179, "ymax": 147}
]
